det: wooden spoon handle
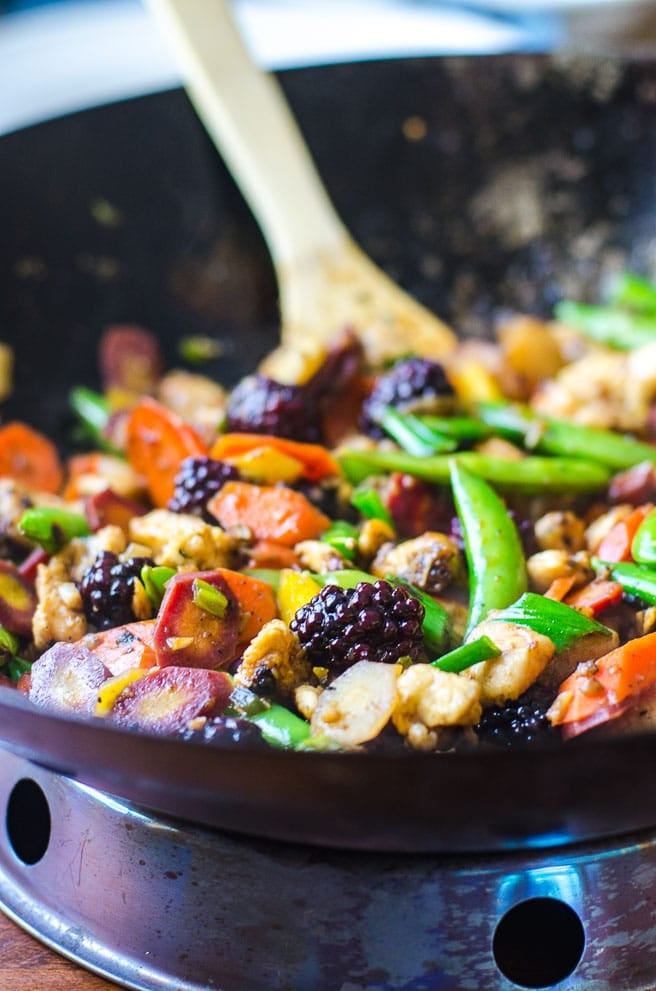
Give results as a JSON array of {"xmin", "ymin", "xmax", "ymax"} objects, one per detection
[{"xmin": 146, "ymin": 0, "xmax": 346, "ymax": 269}]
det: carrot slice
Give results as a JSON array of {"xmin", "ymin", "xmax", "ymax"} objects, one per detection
[
  {"xmin": 212, "ymin": 568, "xmax": 278, "ymax": 644},
  {"xmin": 210, "ymin": 433, "xmax": 340, "ymax": 482},
  {"xmin": 596, "ymin": 503, "xmax": 653, "ymax": 563},
  {"xmin": 543, "ymin": 575, "xmax": 577, "ymax": 602},
  {"xmin": 207, "ymin": 481, "xmax": 330, "ymax": 546},
  {"xmin": 564, "ymin": 579, "xmax": 623, "ymax": 617},
  {"xmin": 550, "ymin": 630, "xmax": 656, "ymax": 728},
  {"xmin": 0, "ymin": 421, "xmax": 63, "ymax": 493},
  {"xmin": 84, "ymin": 620, "xmax": 157, "ymax": 676},
  {"xmin": 245, "ymin": 540, "xmax": 301, "ymax": 571},
  {"xmin": 125, "ymin": 398, "xmax": 207, "ymax": 507}
]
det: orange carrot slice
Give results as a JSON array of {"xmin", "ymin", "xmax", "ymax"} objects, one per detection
[
  {"xmin": 213, "ymin": 568, "xmax": 278, "ymax": 644},
  {"xmin": 210, "ymin": 433, "xmax": 339, "ymax": 482},
  {"xmin": 550, "ymin": 631, "xmax": 656, "ymax": 728},
  {"xmin": 564, "ymin": 579, "xmax": 623, "ymax": 618},
  {"xmin": 207, "ymin": 481, "xmax": 330, "ymax": 547},
  {"xmin": 543, "ymin": 575, "xmax": 577, "ymax": 602},
  {"xmin": 84, "ymin": 620, "xmax": 157, "ymax": 676},
  {"xmin": 125, "ymin": 398, "xmax": 207, "ymax": 507},
  {"xmin": 0, "ymin": 421, "xmax": 63, "ymax": 493},
  {"xmin": 245, "ymin": 540, "xmax": 302, "ymax": 571},
  {"xmin": 597, "ymin": 503, "xmax": 653, "ymax": 563}
]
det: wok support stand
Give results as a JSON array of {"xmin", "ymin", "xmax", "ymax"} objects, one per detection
[{"xmin": 0, "ymin": 748, "xmax": 654, "ymax": 991}]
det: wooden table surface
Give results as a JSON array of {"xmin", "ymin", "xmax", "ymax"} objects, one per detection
[{"xmin": 0, "ymin": 910, "xmax": 117, "ymax": 990}]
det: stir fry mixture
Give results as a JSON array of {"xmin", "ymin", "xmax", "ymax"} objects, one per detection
[{"xmin": 4, "ymin": 272, "xmax": 656, "ymax": 752}]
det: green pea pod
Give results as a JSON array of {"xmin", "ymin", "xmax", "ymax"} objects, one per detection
[
  {"xmin": 8, "ymin": 657, "xmax": 31, "ymax": 683},
  {"xmin": 140, "ymin": 565, "xmax": 176, "ymax": 610},
  {"xmin": 486, "ymin": 592, "xmax": 613, "ymax": 652},
  {"xmin": 249, "ymin": 704, "xmax": 311, "ymax": 748},
  {"xmin": 431, "ymin": 635, "xmax": 500, "ymax": 673},
  {"xmin": 350, "ymin": 486, "xmax": 394, "ymax": 527},
  {"xmin": 0, "ymin": 626, "xmax": 19, "ymax": 666},
  {"xmin": 311, "ymin": 568, "xmax": 377, "ymax": 589},
  {"xmin": 242, "ymin": 569, "xmax": 281, "ymax": 591},
  {"xmin": 380, "ymin": 410, "xmax": 457, "ymax": 456},
  {"xmin": 450, "ymin": 460, "xmax": 527, "ymax": 636},
  {"xmin": 554, "ymin": 300, "xmax": 656, "ymax": 350},
  {"xmin": 320, "ymin": 521, "xmax": 359, "ymax": 561},
  {"xmin": 338, "ymin": 448, "xmax": 610, "ymax": 493},
  {"xmin": 601, "ymin": 561, "xmax": 656, "ymax": 605},
  {"xmin": 631, "ymin": 509, "xmax": 656, "ymax": 565},
  {"xmin": 478, "ymin": 401, "xmax": 656, "ymax": 470},
  {"xmin": 69, "ymin": 386, "xmax": 122, "ymax": 455},
  {"xmin": 19, "ymin": 506, "xmax": 90, "ymax": 554},
  {"xmin": 607, "ymin": 271, "xmax": 656, "ymax": 315}
]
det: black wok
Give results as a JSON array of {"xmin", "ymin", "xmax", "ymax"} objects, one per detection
[{"xmin": 1, "ymin": 54, "xmax": 656, "ymax": 853}]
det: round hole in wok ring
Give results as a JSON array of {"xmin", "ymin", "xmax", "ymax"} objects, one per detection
[{"xmin": 1, "ymin": 54, "xmax": 656, "ymax": 854}]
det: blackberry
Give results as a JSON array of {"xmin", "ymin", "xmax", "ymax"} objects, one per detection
[
  {"xmin": 168, "ymin": 456, "xmax": 239, "ymax": 519},
  {"xmin": 290, "ymin": 580, "xmax": 425, "ymax": 673},
  {"xmin": 180, "ymin": 715, "xmax": 266, "ymax": 747},
  {"xmin": 79, "ymin": 551, "xmax": 154, "ymax": 630},
  {"xmin": 226, "ymin": 374, "xmax": 321, "ymax": 442},
  {"xmin": 360, "ymin": 357, "xmax": 454, "ymax": 437},
  {"xmin": 476, "ymin": 689, "xmax": 555, "ymax": 748}
]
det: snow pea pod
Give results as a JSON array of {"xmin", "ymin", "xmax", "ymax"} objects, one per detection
[
  {"xmin": 249, "ymin": 704, "xmax": 311, "ymax": 748},
  {"xmin": 487, "ymin": 592, "xmax": 612, "ymax": 652},
  {"xmin": 477, "ymin": 401, "xmax": 656, "ymax": 470},
  {"xmin": 601, "ymin": 561, "xmax": 656, "ymax": 605},
  {"xmin": 19, "ymin": 506, "xmax": 90, "ymax": 554},
  {"xmin": 631, "ymin": 509, "xmax": 656, "ymax": 565},
  {"xmin": 607, "ymin": 272, "xmax": 656, "ymax": 315},
  {"xmin": 431, "ymin": 635, "xmax": 500, "ymax": 673},
  {"xmin": 338, "ymin": 448, "xmax": 610, "ymax": 493},
  {"xmin": 555, "ymin": 301, "xmax": 656, "ymax": 350},
  {"xmin": 450, "ymin": 460, "xmax": 527, "ymax": 636},
  {"xmin": 380, "ymin": 410, "xmax": 457, "ymax": 456}
]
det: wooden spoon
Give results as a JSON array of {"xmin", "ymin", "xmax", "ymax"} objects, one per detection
[{"xmin": 146, "ymin": 0, "xmax": 456, "ymax": 380}]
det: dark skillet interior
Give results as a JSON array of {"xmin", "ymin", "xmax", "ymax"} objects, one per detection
[{"xmin": 1, "ymin": 54, "xmax": 656, "ymax": 852}]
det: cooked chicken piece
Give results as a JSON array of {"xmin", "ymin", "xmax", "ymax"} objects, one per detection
[
  {"xmin": 68, "ymin": 454, "xmax": 146, "ymax": 500},
  {"xmin": 371, "ymin": 532, "xmax": 461, "ymax": 594},
  {"xmin": 534, "ymin": 511, "xmax": 586, "ymax": 553},
  {"xmin": 234, "ymin": 619, "xmax": 310, "ymax": 696},
  {"xmin": 157, "ymin": 369, "xmax": 227, "ymax": 445},
  {"xmin": 295, "ymin": 682, "xmax": 322, "ymax": 720},
  {"xmin": 31, "ymin": 526, "xmax": 128, "ymax": 649},
  {"xmin": 295, "ymin": 540, "xmax": 346, "ymax": 574},
  {"xmin": 392, "ymin": 664, "xmax": 482, "ymax": 751},
  {"xmin": 474, "ymin": 437, "xmax": 525, "ymax": 461},
  {"xmin": 526, "ymin": 549, "xmax": 593, "ymax": 593},
  {"xmin": 357, "ymin": 518, "xmax": 396, "ymax": 560},
  {"xmin": 0, "ymin": 478, "xmax": 68, "ymax": 549},
  {"xmin": 310, "ymin": 660, "xmax": 400, "ymax": 746},
  {"xmin": 532, "ymin": 342, "xmax": 656, "ymax": 433},
  {"xmin": 463, "ymin": 620, "xmax": 555, "ymax": 705},
  {"xmin": 33, "ymin": 558, "xmax": 87, "ymax": 648},
  {"xmin": 636, "ymin": 607, "xmax": 656, "ymax": 637},
  {"xmin": 496, "ymin": 315, "xmax": 565, "ymax": 395},
  {"xmin": 129, "ymin": 509, "xmax": 237, "ymax": 571},
  {"xmin": 625, "ymin": 342, "xmax": 656, "ymax": 425}
]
